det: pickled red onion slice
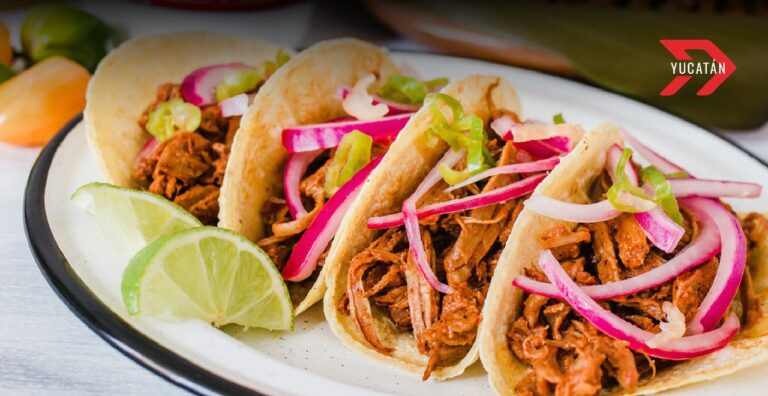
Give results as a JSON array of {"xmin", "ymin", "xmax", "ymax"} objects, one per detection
[
  {"xmin": 669, "ymin": 178, "xmax": 762, "ymax": 198},
  {"xmin": 621, "ymin": 129, "xmax": 685, "ymax": 174},
  {"xmin": 281, "ymin": 155, "xmax": 383, "ymax": 282},
  {"xmin": 219, "ymin": 93, "xmax": 249, "ymax": 117},
  {"xmin": 281, "ymin": 114, "xmax": 411, "ymax": 154},
  {"xmin": 635, "ymin": 207, "xmax": 685, "ymax": 253},
  {"xmin": 512, "ymin": 204, "xmax": 720, "ymax": 300},
  {"xmin": 524, "ymin": 196, "xmax": 624, "ymax": 223},
  {"xmin": 681, "ymin": 197, "xmax": 747, "ymax": 334},
  {"xmin": 537, "ymin": 249, "xmax": 739, "ymax": 360},
  {"xmin": 445, "ymin": 157, "xmax": 559, "ymax": 192},
  {"xmin": 181, "ymin": 63, "xmax": 250, "ymax": 106},
  {"xmin": 368, "ymin": 174, "xmax": 545, "ymax": 230},
  {"xmin": 402, "ymin": 150, "xmax": 465, "ymax": 294},
  {"xmin": 283, "ymin": 150, "xmax": 323, "ymax": 219}
]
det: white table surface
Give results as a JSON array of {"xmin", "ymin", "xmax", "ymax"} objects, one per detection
[{"xmin": 1, "ymin": 1, "xmax": 767, "ymax": 394}]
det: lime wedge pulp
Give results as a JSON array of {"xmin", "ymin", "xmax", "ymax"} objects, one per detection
[
  {"xmin": 122, "ymin": 226, "xmax": 293, "ymax": 331},
  {"xmin": 71, "ymin": 182, "xmax": 202, "ymax": 251}
]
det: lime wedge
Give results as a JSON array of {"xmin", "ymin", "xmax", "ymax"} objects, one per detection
[
  {"xmin": 121, "ymin": 226, "xmax": 293, "ymax": 331},
  {"xmin": 71, "ymin": 182, "xmax": 201, "ymax": 251}
]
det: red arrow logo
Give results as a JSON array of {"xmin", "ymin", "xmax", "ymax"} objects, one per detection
[{"xmin": 659, "ymin": 39, "xmax": 736, "ymax": 96}]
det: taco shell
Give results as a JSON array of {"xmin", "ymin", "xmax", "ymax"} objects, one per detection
[
  {"xmin": 323, "ymin": 75, "xmax": 522, "ymax": 379},
  {"xmin": 478, "ymin": 123, "xmax": 768, "ymax": 395},
  {"xmin": 85, "ymin": 32, "xmax": 289, "ymax": 188},
  {"xmin": 219, "ymin": 38, "xmax": 399, "ymax": 314}
]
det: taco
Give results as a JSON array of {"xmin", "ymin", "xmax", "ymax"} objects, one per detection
[
  {"xmin": 85, "ymin": 32, "xmax": 291, "ymax": 225},
  {"xmin": 219, "ymin": 38, "xmax": 451, "ymax": 314},
  {"xmin": 324, "ymin": 74, "xmax": 588, "ymax": 380},
  {"xmin": 479, "ymin": 124, "xmax": 768, "ymax": 395}
]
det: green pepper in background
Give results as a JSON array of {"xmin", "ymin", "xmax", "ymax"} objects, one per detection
[
  {"xmin": 0, "ymin": 64, "xmax": 15, "ymax": 84},
  {"xmin": 387, "ymin": 0, "xmax": 768, "ymax": 129},
  {"xmin": 325, "ymin": 131, "xmax": 373, "ymax": 197},
  {"xmin": 22, "ymin": 4, "xmax": 110, "ymax": 72}
]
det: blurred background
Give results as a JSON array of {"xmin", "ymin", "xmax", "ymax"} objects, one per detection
[{"xmin": 1, "ymin": 0, "xmax": 767, "ymax": 148}]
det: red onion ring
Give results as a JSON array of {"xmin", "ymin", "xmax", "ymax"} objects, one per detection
[
  {"xmin": 513, "ymin": 206, "xmax": 720, "ymax": 299},
  {"xmin": 445, "ymin": 157, "xmax": 559, "ymax": 192},
  {"xmin": 281, "ymin": 114, "xmax": 412, "ymax": 154},
  {"xmin": 402, "ymin": 150, "xmax": 466, "ymax": 294},
  {"xmin": 514, "ymin": 138, "xmax": 570, "ymax": 159},
  {"xmin": 670, "ymin": 178, "xmax": 762, "ymax": 199},
  {"xmin": 607, "ymin": 144, "xmax": 639, "ymax": 185},
  {"xmin": 681, "ymin": 197, "xmax": 747, "ymax": 334},
  {"xmin": 516, "ymin": 149, "xmax": 536, "ymax": 166},
  {"xmin": 605, "ymin": 145, "xmax": 684, "ymax": 253},
  {"xmin": 368, "ymin": 174, "xmax": 545, "ymax": 230},
  {"xmin": 284, "ymin": 150, "xmax": 323, "ymax": 219},
  {"xmin": 523, "ymin": 196, "xmax": 623, "ymax": 223},
  {"xmin": 490, "ymin": 116, "xmax": 584, "ymax": 147},
  {"xmin": 282, "ymin": 155, "xmax": 383, "ymax": 282},
  {"xmin": 181, "ymin": 62, "xmax": 250, "ymax": 106},
  {"xmin": 537, "ymin": 249, "xmax": 740, "ymax": 360},
  {"xmin": 622, "ymin": 129, "xmax": 685, "ymax": 174},
  {"xmin": 635, "ymin": 207, "xmax": 685, "ymax": 253},
  {"xmin": 489, "ymin": 116, "xmax": 516, "ymax": 140},
  {"xmin": 219, "ymin": 93, "xmax": 249, "ymax": 117}
]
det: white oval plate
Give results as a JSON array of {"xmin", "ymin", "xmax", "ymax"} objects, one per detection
[{"xmin": 25, "ymin": 52, "xmax": 768, "ymax": 396}]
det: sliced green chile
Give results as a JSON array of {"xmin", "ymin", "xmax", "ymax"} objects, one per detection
[
  {"xmin": 324, "ymin": 131, "xmax": 373, "ymax": 197},
  {"xmin": 642, "ymin": 166, "xmax": 684, "ymax": 224},
  {"xmin": 146, "ymin": 99, "xmax": 202, "ymax": 141},
  {"xmin": 424, "ymin": 93, "xmax": 494, "ymax": 184}
]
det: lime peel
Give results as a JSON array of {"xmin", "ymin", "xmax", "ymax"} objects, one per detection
[{"xmin": 121, "ymin": 226, "xmax": 293, "ymax": 331}]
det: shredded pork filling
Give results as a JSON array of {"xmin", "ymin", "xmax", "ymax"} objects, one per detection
[
  {"xmin": 256, "ymin": 151, "xmax": 332, "ymax": 305},
  {"xmin": 133, "ymin": 83, "xmax": 242, "ymax": 225},
  {"xmin": 508, "ymin": 170, "xmax": 765, "ymax": 396},
  {"xmin": 341, "ymin": 139, "xmax": 529, "ymax": 379},
  {"xmin": 257, "ymin": 141, "xmax": 392, "ymax": 304}
]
